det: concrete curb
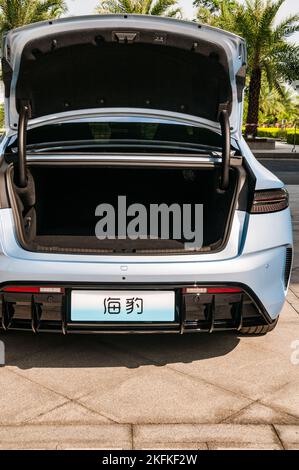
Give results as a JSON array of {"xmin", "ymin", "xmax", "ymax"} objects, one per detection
[
  {"xmin": 0, "ymin": 423, "xmax": 297, "ymax": 450},
  {"xmin": 254, "ymin": 152, "xmax": 299, "ymax": 159}
]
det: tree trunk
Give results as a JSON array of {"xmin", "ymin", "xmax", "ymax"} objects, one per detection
[{"xmin": 245, "ymin": 67, "xmax": 262, "ymax": 139}]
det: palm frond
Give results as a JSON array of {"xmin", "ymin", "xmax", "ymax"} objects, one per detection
[
  {"xmin": 273, "ymin": 13, "xmax": 299, "ymax": 40},
  {"xmin": 150, "ymin": 0, "xmax": 177, "ymax": 16},
  {"xmin": 0, "ymin": 0, "xmax": 67, "ymax": 32},
  {"xmin": 166, "ymin": 7, "xmax": 181, "ymax": 18},
  {"xmin": 32, "ymin": 0, "xmax": 67, "ymax": 21},
  {"xmin": 96, "ymin": 0, "xmax": 126, "ymax": 14},
  {"xmin": 141, "ymin": 0, "xmax": 153, "ymax": 14},
  {"xmin": 273, "ymin": 77, "xmax": 286, "ymax": 99},
  {"xmin": 96, "ymin": 0, "xmax": 180, "ymax": 17}
]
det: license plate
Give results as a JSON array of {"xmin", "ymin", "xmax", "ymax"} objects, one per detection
[{"xmin": 70, "ymin": 290, "xmax": 175, "ymax": 322}]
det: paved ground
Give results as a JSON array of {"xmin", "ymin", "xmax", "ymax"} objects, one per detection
[
  {"xmin": 275, "ymin": 142, "xmax": 298, "ymax": 152},
  {"xmin": 259, "ymin": 159, "xmax": 299, "ymax": 185},
  {"xmin": 253, "ymin": 142, "xmax": 299, "ymax": 159},
  {"xmin": 0, "ymin": 185, "xmax": 298, "ymax": 450}
]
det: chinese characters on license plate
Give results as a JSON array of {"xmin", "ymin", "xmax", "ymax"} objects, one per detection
[
  {"xmin": 104, "ymin": 296, "xmax": 144, "ymax": 315},
  {"xmin": 71, "ymin": 290, "xmax": 175, "ymax": 322}
]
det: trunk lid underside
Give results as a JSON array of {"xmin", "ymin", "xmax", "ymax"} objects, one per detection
[{"xmin": 2, "ymin": 15, "xmax": 246, "ymax": 130}]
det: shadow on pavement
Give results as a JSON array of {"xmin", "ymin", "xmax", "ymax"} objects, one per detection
[{"xmin": 1, "ymin": 330, "xmax": 240, "ymax": 369}]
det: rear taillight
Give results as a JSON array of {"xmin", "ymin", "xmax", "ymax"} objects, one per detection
[
  {"xmin": 182, "ymin": 287, "xmax": 242, "ymax": 294},
  {"xmin": 251, "ymin": 188, "xmax": 289, "ymax": 213},
  {"xmin": 2, "ymin": 286, "xmax": 65, "ymax": 294}
]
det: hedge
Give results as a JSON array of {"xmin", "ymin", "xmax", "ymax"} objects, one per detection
[
  {"xmin": 242, "ymin": 127, "xmax": 297, "ymax": 140},
  {"xmin": 286, "ymin": 133, "xmax": 299, "ymax": 145},
  {"xmin": 256, "ymin": 127, "xmax": 287, "ymax": 139},
  {"xmin": 0, "ymin": 105, "xmax": 4, "ymax": 131}
]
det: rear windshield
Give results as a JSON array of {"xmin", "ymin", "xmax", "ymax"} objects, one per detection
[
  {"xmin": 26, "ymin": 121, "xmax": 223, "ymax": 146},
  {"xmin": 7, "ymin": 120, "xmax": 228, "ymax": 154}
]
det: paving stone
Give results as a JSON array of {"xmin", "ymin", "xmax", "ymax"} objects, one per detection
[
  {"xmin": 275, "ymin": 425, "xmax": 299, "ymax": 447},
  {"xmin": 0, "ymin": 368, "xmax": 66, "ymax": 425},
  {"xmin": 283, "ymin": 444, "xmax": 299, "ymax": 450},
  {"xmin": 79, "ymin": 366, "xmax": 250, "ymax": 424},
  {"xmin": 137, "ymin": 443, "xmax": 208, "ymax": 450},
  {"xmin": 133, "ymin": 424, "xmax": 279, "ymax": 448},
  {"xmin": 291, "ymin": 283, "xmax": 299, "ymax": 295},
  {"xmin": 208, "ymin": 442, "xmax": 282, "ymax": 450},
  {"xmin": 116, "ymin": 334, "xmax": 296, "ymax": 401},
  {"xmin": 287, "ymin": 290, "xmax": 298, "ymax": 303},
  {"xmin": 0, "ymin": 424, "xmax": 131, "ymax": 450},
  {"xmin": 29, "ymin": 401, "xmax": 112, "ymax": 424},
  {"xmin": 262, "ymin": 382, "xmax": 299, "ymax": 418},
  {"xmin": 224, "ymin": 402, "xmax": 299, "ymax": 425},
  {"xmin": 10, "ymin": 336, "xmax": 147, "ymax": 399},
  {"xmin": 240, "ymin": 317, "xmax": 299, "ymax": 358},
  {"xmin": 288, "ymin": 301, "xmax": 299, "ymax": 314}
]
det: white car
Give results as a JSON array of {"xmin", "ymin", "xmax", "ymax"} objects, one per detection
[{"xmin": 0, "ymin": 15, "xmax": 293, "ymax": 335}]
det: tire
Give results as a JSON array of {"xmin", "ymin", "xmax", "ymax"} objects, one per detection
[{"xmin": 240, "ymin": 317, "xmax": 279, "ymax": 335}]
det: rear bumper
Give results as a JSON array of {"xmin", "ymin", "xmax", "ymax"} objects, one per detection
[
  {"xmin": 0, "ymin": 242, "xmax": 291, "ymax": 322},
  {"xmin": 0, "ymin": 282, "xmax": 274, "ymax": 335}
]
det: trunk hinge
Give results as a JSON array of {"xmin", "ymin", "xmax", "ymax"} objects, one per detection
[
  {"xmin": 15, "ymin": 101, "xmax": 31, "ymax": 188},
  {"xmin": 218, "ymin": 103, "xmax": 231, "ymax": 190}
]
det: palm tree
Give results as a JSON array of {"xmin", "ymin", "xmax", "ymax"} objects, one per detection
[
  {"xmin": 0, "ymin": 0, "xmax": 67, "ymax": 33},
  {"xmin": 194, "ymin": 0, "xmax": 299, "ymax": 137},
  {"xmin": 0, "ymin": 1, "xmax": 67, "ymax": 130},
  {"xmin": 97, "ymin": 0, "xmax": 182, "ymax": 18},
  {"xmin": 254, "ymin": 81, "xmax": 299, "ymax": 125},
  {"xmin": 195, "ymin": 0, "xmax": 242, "ymax": 29}
]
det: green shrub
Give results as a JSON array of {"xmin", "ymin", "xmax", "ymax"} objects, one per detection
[
  {"xmin": 256, "ymin": 127, "xmax": 287, "ymax": 139},
  {"xmin": 242, "ymin": 127, "xmax": 296, "ymax": 140},
  {"xmin": 286, "ymin": 132, "xmax": 299, "ymax": 145},
  {"xmin": 0, "ymin": 105, "xmax": 4, "ymax": 133}
]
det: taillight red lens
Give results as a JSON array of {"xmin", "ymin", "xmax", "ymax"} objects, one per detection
[
  {"xmin": 251, "ymin": 188, "xmax": 289, "ymax": 213},
  {"xmin": 182, "ymin": 287, "xmax": 242, "ymax": 294},
  {"xmin": 206, "ymin": 287, "xmax": 242, "ymax": 293},
  {"xmin": 2, "ymin": 286, "xmax": 64, "ymax": 294}
]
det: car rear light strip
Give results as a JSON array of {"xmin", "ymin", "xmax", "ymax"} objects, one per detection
[
  {"xmin": 251, "ymin": 188, "xmax": 289, "ymax": 213},
  {"xmin": 182, "ymin": 287, "xmax": 242, "ymax": 294},
  {"xmin": 2, "ymin": 286, "xmax": 65, "ymax": 293}
]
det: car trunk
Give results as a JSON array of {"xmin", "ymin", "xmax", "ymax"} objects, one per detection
[{"xmin": 9, "ymin": 163, "xmax": 240, "ymax": 255}]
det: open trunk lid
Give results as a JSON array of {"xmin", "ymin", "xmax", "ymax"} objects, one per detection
[{"xmin": 2, "ymin": 14, "xmax": 247, "ymax": 135}]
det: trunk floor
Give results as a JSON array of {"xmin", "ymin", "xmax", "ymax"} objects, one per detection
[{"xmin": 30, "ymin": 236, "xmax": 212, "ymax": 254}]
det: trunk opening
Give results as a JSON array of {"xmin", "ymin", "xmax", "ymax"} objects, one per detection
[{"xmin": 9, "ymin": 163, "xmax": 240, "ymax": 255}]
